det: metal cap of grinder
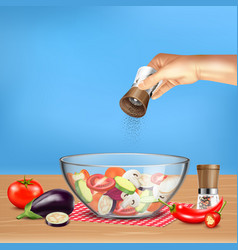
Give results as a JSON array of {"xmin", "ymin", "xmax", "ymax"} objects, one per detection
[
  {"xmin": 120, "ymin": 66, "xmax": 163, "ymax": 118},
  {"xmin": 197, "ymin": 164, "xmax": 220, "ymax": 195}
]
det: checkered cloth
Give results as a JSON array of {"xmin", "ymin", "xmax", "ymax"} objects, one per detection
[{"xmin": 69, "ymin": 202, "xmax": 194, "ymax": 227}]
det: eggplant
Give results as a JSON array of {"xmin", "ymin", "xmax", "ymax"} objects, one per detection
[
  {"xmin": 17, "ymin": 189, "xmax": 74, "ymax": 220},
  {"xmin": 97, "ymin": 195, "xmax": 116, "ymax": 215},
  {"xmin": 45, "ymin": 212, "xmax": 69, "ymax": 227}
]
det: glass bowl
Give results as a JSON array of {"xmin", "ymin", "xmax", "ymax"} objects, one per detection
[{"xmin": 60, "ymin": 153, "xmax": 189, "ymax": 219}]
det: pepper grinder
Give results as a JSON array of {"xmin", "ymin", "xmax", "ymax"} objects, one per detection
[
  {"xmin": 197, "ymin": 164, "xmax": 220, "ymax": 209},
  {"xmin": 120, "ymin": 66, "xmax": 163, "ymax": 118}
]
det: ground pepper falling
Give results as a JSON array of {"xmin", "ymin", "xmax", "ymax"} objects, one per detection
[{"xmin": 122, "ymin": 115, "xmax": 144, "ymax": 144}]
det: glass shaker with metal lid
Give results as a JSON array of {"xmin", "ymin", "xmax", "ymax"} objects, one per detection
[{"xmin": 197, "ymin": 164, "xmax": 220, "ymax": 209}]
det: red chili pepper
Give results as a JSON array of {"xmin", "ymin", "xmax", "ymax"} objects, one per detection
[
  {"xmin": 205, "ymin": 201, "xmax": 227, "ymax": 228},
  {"xmin": 158, "ymin": 197, "xmax": 223, "ymax": 223}
]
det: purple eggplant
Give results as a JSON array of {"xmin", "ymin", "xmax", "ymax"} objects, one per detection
[
  {"xmin": 17, "ymin": 189, "xmax": 74, "ymax": 220},
  {"xmin": 45, "ymin": 212, "xmax": 69, "ymax": 227},
  {"xmin": 97, "ymin": 195, "xmax": 116, "ymax": 215}
]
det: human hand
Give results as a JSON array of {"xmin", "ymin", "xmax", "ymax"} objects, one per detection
[{"xmin": 138, "ymin": 53, "xmax": 237, "ymax": 99}]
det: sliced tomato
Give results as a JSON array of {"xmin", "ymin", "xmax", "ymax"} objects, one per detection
[
  {"xmin": 105, "ymin": 167, "xmax": 126, "ymax": 178},
  {"xmin": 87, "ymin": 174, "xmax": 115, "ymax": 192},
  {"xmin": 151, "ymin": 173, "xmax": 167, "ymax": 185},
  {"xmin": 113, "ymin": 200, "xmax": 137, "ymax": 216}
]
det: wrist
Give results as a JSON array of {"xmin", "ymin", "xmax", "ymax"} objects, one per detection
[
  {"xmin": 191, "ymin": 55, "xmax": 207, "ymax": 81},
  {"xmin": 192, "ymin": 55, "xmax": 237, "ymax": 85}
]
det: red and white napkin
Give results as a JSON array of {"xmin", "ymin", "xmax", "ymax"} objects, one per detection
[{"xmin": 69, "ymin": 202, "xmax": 193, "ymax": 227}]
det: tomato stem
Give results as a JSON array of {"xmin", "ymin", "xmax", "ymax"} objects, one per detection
[{"xmin": 17, "ymin": 176, "xmax": 34, "ymax": 189}]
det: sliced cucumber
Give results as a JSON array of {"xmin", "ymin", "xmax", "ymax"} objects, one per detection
[
  {"xmin": 140, "ymin": 189, "xmax": 152, "ymax": 198},
  {"xmin": 114, "ymin": 176, "xmax": 136, "ymax": 195},
  {"xmin": 135, "ymin": 190, "xmax": 152, "ymax": 213},
  {"xmin": 75, "ymin": 179, "xmax": 93, "ymax": 203},
  {"xmin": 135, "ymin": 202, "xmax": 149, "ymax": 213},
  {"xmin": 140, "ymin": 196, "xmax": 158, "ymax": 203}
]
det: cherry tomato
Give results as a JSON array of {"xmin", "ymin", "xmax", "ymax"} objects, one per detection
[
  {"xmin": 87, "ymin": 174, "xmax": 115, "ymax": 192},
  {"xmin": 113, "ymin": 200, "xmax": 137, "ymax": 216},
  {"xmin": 105, "ymin": 167, "xmax": 126, "ymax": 179},
  {"xmin": 147, "ymin": 202, "xmax": 162, "ymax": 212},
  {"xmin": 151, "ymin": 173, "xmax": 167, "ymax": 185},
  {"xmin": 7, "ymin": 176, "xmax": 44, "ymax": 209}
]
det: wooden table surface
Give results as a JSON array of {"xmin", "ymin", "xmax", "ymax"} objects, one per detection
[{"xmin": 0, "ymin": 175, "xmax": 236, "ymax": 243}]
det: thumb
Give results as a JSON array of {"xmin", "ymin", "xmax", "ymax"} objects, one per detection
[{"xmin": 138, "ymin": 67, "xmax": 168, "ymax": 90}]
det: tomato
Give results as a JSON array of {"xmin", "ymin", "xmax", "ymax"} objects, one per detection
[
  {"xmin": 87, "ymin": 174, "xmax": 115, "ymax": 192},
  {"xmin": 88, "ymin": 193, "xmax": 103, "ymax": 212},
  {"xmin": 105, "ymin": 167, "xmax": 126, "ymax": 179},
  {"xmin": 7, "ymin": 176, "xmax": 44, "ymax": 209},
  {"xmin": 147, "ymin": 202, "xmax": 162, "ymax": 212},
  {"xmin": 113, "ymin": 200, "xmax": 137, "ymax": 216},
  {"xmin": 151, "ymin": 173, "xmax": 167, "ymax": 185}
]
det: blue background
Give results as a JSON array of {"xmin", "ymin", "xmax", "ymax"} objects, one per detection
[
  {"xmin": 0, "ymin": 1, "xmax": 237, "ymax": 249},
  {"xmin": 0, "ymin": 5, "xmax": 237, "ymax": 175}
]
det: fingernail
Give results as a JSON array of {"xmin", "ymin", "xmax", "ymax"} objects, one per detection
[{"xmin": 138, "ymin": 81, "xmax": 145, "ymax": 89}]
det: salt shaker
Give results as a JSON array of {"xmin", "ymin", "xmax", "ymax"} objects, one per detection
[{"xmin": 197, "ymin": 164, "xmax": 220, "ymax": 209}]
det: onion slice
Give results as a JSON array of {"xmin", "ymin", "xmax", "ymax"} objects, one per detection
[{"xmin": 159, "ymin": 175, "xmax": 180, "ymax": 194}]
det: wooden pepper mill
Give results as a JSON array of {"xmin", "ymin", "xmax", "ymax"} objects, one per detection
[{"xmin": 197, "ymin": 164, "xmax": 220, "ymax": 209}]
